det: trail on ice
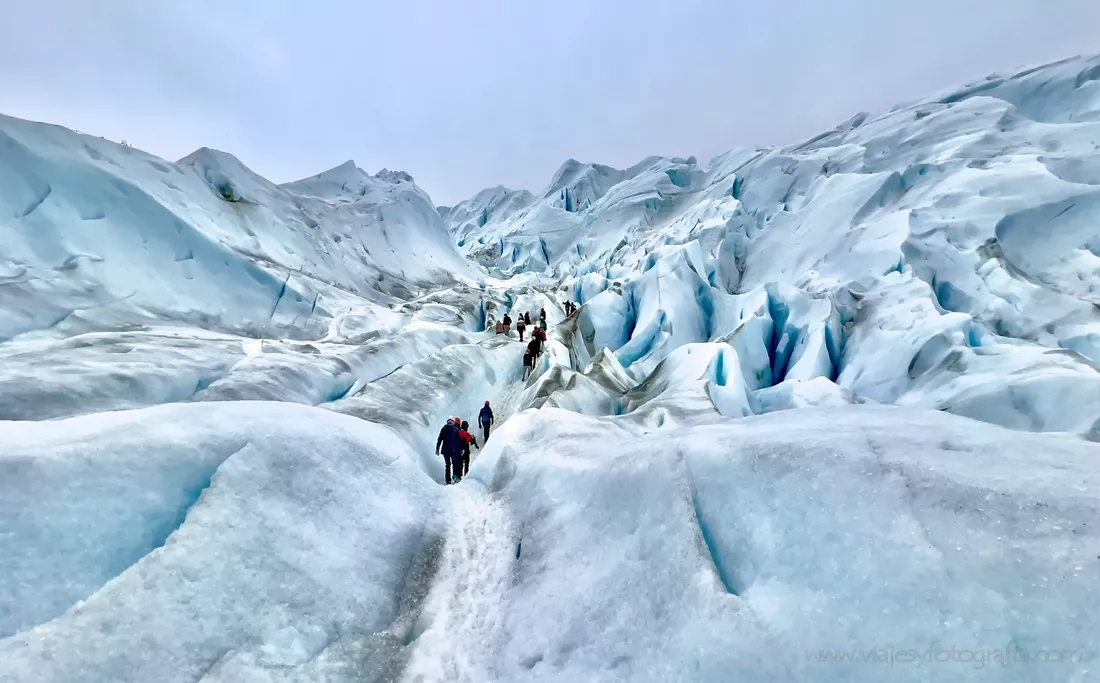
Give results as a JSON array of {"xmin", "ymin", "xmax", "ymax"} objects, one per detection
[
  {"xmin": 489, "ymin": 379, "xmax": 526, "ymax": 426},
  {"xmin": 396, "ymin": 377, "xmax": 526, "ymax": 682},
  {"xmin": 399, "ymin": 484, "xmax": 516, "ymax": 683}
]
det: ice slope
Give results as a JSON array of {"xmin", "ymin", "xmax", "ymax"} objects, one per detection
[
  {"xmin": 459, "ymin": 405, "xmax": 1100, "ymax": 682},
  {"xmin": 0, "ymin": 114, "xmax": 489, "ymax": 421},
  {"xmin": 446, "ymin": 53, "xmax": 1100, "ymax": 438},
  {"xmin": 442, "ymin": 185, "xmax": 535, "ymax": 250},
  {"xmin": 0, "ymin": 402, "xmax": 442, "ymax": 681},
  {"xmin": 0, "ymin": 114, "xmax": 474, "ymax": 345}
]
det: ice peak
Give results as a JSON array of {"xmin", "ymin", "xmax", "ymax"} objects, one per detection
[
  {"xmin": 332, "ymin": 159, "xmax": 360, "ymax": 173},
  {"xmin": 375, "ymin": 168, "xmax": 415, "ymax": 184}
]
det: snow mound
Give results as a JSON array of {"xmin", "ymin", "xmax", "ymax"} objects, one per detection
[
  {"xmin": 465, "ymin": 405, "xmax": 1100, "ymax": 682},
  {"xmin": 0, "ymin": 402, "xmax": 440, "ymax": 681}
]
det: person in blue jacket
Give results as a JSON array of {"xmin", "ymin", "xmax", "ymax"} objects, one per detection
[
  {"xmin": 436, "ymin": 417, "xmax": 465, "ymax": 484},
  {"xmin": 478, "ymin": 401, "xmax": 494, "ymax": 442}
]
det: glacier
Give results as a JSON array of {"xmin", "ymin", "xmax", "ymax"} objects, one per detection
[{"xmin": 2, "ymin": 54, "xmax": 1100, "ymax": 682}]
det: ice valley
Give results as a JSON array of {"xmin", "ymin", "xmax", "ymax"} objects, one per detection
[{"xmin": 2, "ymin": 54, "xmax": 1100, "ymax": 682}]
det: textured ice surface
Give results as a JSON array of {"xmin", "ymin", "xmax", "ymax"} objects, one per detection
[
  {"xmin": 0, "ymin": 403, "xmax": 440, "ymax": 682},
  {"xmin": 3, "ymin": 53, "xmax": 1100, "ymax": 683},
  {"xmin": 465, "ymin": 405, "xmax": 1100, "ymax": 682},
  {"xmin": 443, "ymin": 54, "xmax": 1100, "ymax": 438}
]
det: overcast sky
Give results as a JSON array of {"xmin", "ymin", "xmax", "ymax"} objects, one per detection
[{"xmin": 1, "ymin": 1, "xmax": 1097, "ymax": 205}]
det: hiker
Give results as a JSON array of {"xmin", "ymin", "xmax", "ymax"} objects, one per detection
[
  {"xmin": 435, "ymin": 418, "xmax": 465, "ymax": 484},
  {"xmin": 530, "ymin": 326, "xmax": 545, "ymax": 351},
  {"xmin": 502, "ymin": 313, "xmax": 513, "ymax": 337},
  {"xmin": 523, "ymin": 344, "xmax": 535, "ymax": 380},
  {"xmin": 524, "ymin": 311, "xmax": 531, "ymax": 326},
  {"xmin": 495, "ymin": 320, "xmax": 504, "ymax": 334},
  {"xmin": 516, "ymin": 315, "xmax": 526, "ymax": 341},
  {"xmin": 459, "ymin": 420, "xmax": 478, "ymax": 477},
  {"xmin": 478, "ymin": 401, "xmax": 494, "ymax": 441}
]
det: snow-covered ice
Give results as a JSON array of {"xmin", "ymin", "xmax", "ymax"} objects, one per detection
[
  {"xmin": 0, "ymin": 403, "xmax": 442, "ymax": 681},
  {"xmin": 463, "ymin": 405, "xmax": 1100, "ymax": 682},
  {"xmin": 3, "ymin": 53, "xmax": 1100, "ymax": 682}
]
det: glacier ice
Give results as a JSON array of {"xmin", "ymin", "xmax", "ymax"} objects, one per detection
[
  {"xmin": 2, "ymin": 53, "xmax": 1100, "ymax": 682},
  {"xmin": 0, "ymin": 403, "xmax": 441, "ymax": 682},
  {"xmin": 463, "ymin": 405, "xmax": 1100, "ymax": 682}
]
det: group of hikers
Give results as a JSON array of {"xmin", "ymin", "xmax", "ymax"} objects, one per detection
[
  {"xmin": 497, "ymin": 309, "xmax": 547, "ymax": 342},
  {"xmin": 435, "ymin": 401, "xmax": 495, "ymax": 485},
  {"xmin": 523, "ymin": 329, "xmax": 545, "ymax": 380},
  {"xmin": 522, "ymin": 308, "xmax": 550, "ymax": 379},
  {"xmin": 436, "ymin": 300, "xmax": 583, "ymax": 484},
  {"xmin": 494, "ymin": 301, "xmax": 586, "ymax": 381}
]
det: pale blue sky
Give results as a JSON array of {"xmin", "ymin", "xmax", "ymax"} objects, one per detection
[{"xmin": 1, "ymin": 0, "xmax": 1097, "ymax": 204}]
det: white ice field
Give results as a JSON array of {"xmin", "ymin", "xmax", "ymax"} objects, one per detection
[{"xmin": 2, "ymin": 54, "xmax": 1100, "ymax": 682}]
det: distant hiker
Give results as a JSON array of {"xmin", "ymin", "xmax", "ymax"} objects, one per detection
[
  {"xmin": 459, "ymin": 420, "xmax": 478, "ymax": 477},
  {"xmin": 495, "ymin": 321, "xmax": 504, "ymax": 334},
  {"xmin": 503, "ymin": 314, "xmax": 513, "ymax": 336},
  {"xmin": 524, "ymin": 312, "xmax": 532, "ymax": 326},
  {"xmin": 478, "ymin": 401, "xmax": 494, "ymax": 441},
  {"xmin": 436, "ymin": 418, "xmax": 465, "ymax": 484},
  {"xmin": 516, "ymin": 316, "xmax": 526, "ymax": 341},
  {"xmin": 540, "ymin": 308, "xmax": 547, "ymax": 322},
  {"xmin": 531, "ymin": 326, "xmax": 546, "ymax": 350},
  {"xmin": 523, "ymin": 345, "xmax": 535, "ymax": 380}
]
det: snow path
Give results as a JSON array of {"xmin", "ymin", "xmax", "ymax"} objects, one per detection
[
  {"xmin": 489, "ymin": 380, "xmax": 526, "ymax": 426},
  {"xmin": 395, "ymin": 377, "xmax": 526, "ymax": 682},
  {"xmin": 399, "ymin": 484, "xmax": 516, "ymax": 683}
]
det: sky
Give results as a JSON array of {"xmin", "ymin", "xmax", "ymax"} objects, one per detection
[{"xmin": 1, "ymin": 1, "xmax": 1098, "ymax": 206}]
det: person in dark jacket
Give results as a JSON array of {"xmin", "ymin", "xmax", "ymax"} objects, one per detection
[
  {"xmin": 478, "ymin": 401, "xmax": 494, "ymax": 442},
  {"xmin": 459, "ymin": 420, "xmax": 478, "ymax": 476},
  {"xmin": 522, "ymin": 346, "xmax": 534, "ymax": 380},
  {"xmin": 524, "ymin": 311, "xmax": 531, "ymax": 326},
  {"xmin": 436, "ymin": 418, "xmax": 465, "ymax": 484},
  {"xmin": 516, "ymin": 315, "xmax": 526, "ymax": 341},
  {"xmin": 502, "ymin": 314, "xmax": 513, "ymax": 336}
]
